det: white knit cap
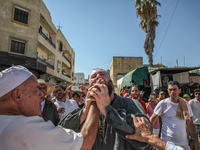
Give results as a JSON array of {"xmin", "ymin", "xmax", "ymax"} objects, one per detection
[{"xmin": 0, "ymin": 65, "xmax": 33, "ymax": 97}]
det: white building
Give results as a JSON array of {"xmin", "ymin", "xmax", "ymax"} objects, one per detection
[{"xmin": 74, "ymin": 73, "xmax": 85, "ymax": 85}]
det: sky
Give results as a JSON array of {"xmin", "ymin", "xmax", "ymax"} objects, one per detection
[{"xmin": 43, "ymin": 0, "xmax": 200, "ymax": 78}]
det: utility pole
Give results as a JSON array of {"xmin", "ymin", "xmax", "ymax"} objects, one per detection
[
  {"xmin": 161, "ymin": 57, "xmax": 162, "ymax": 65},
  {"xmin": 176, "ymin": 59, "xmax": 178, "ymax": 67}
]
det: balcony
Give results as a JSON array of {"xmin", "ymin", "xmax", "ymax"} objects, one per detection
[
  {"xmin": 0, "ymin": 51, "xmax": 46, "ymax": 73},
  {"xmin": 62, "ymin": 53, "xmax": 71, "ymax": 68},
  {"xmin": 39, "ymin": 29, "xmax": 56, "ymax": 49},
  {"xmin": 62, "ymin": 71, "xmax": 71, "ymax": 78},
  {"xmin": 37, "ymin": 57, "xmax": 54, "ymax": 70}
]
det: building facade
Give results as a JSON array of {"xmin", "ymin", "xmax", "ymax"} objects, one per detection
[
  {"xmin": 74, "ymin": 73, "xmax": 85, "ymax": 85},
  {"xmin": 0, "ymin": 0, "xmax": 75, "ymax": 87},
  {"xmin": 110, "ymin": 57, "xmax": 143, "ymax": 92}
]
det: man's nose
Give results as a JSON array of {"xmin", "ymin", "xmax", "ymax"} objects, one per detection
[
  {"xmin": 38, "ymin": 90, "xmax": 44, "ymax": 98},
  {"xmin": 96, "ymin": 74, "xmax": 103, "ymax": 80}
]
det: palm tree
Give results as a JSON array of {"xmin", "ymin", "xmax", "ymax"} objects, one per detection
[{"xmin": 135, "ymin": 0, "xmax": 161, "ymax": 67}]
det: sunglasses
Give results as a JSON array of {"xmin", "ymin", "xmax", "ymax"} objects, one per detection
[
  {"xmin": 195, "ymin": 93, "xmax": 200, "ymax": 95},
  {"xmin": 54, "ymin": 89, "xmax": 62, "ymax": 93},
  {"xmin": 39, "ymin": 86, "xmax": 47, "ymax": 90}
]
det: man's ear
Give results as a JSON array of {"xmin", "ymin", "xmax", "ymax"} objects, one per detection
[
  {"xmin": 179, "ymin": 88, "xmax": 182, "ymax": 94},
  {"xmin": 11, "ymin": 90, "xmax": 23, "ymax": 103}
]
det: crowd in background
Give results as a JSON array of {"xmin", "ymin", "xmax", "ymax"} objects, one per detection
[
  {"xmin": 0, "ymin": 65, "xmax": 200, "ymax": 150},
  {"xmin": 120, "ymin": 84, "xmax": 200, "ymax": 150}
]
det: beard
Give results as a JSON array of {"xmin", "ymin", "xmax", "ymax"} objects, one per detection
[
  {"xmin": 170, "ymin": 93, "xmax": 178, "ymax": 101},
  {"xmin": 58, "ymin": 93, "xmax": 65, "ymax": 99},
  {"xmin": 133, "ymin": 94, "xmax": 139, "ymax": 99},
  {"xmin": 90, "ymin": 79, "xmax": 113, "ymax": 96},
  {"xmin": 105, "ymin": 79, "xmax": 113, "ymax": 96}
]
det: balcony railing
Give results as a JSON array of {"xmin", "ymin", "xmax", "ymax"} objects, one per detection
[
  {"xmin": 0, "ymin": 51, "xmax": 46, "ymax": 73},
  {"xmin": 62, "ymin": 71, "xmax": 71, "ymax": 78},
  {"xmin": 39, "ymin": 29, "xmax": 56, "ymax": 49},
  {"xmin": 37, "ymin": 57, "xmax": 54, "ymax": 70},
  {"xmin": 62, "ymin": 53, "xmax": 71, "ymax": 68}
]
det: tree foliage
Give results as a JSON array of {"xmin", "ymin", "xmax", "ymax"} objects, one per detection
[{"xmin": 135, "ymin": 0, "xmax": 161, "ymax": 67}]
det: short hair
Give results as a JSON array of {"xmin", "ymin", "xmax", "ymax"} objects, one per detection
[
  {"xmin": 55, "ymin": 85, "xmax": 63, "ymax": 90},
  {"xmin": 154, "ymin": 88, "xmax": 159, "ymax": 94},
  {"xmin": 168, "ymin": 81, "xmax": 180, "ymax": 89},
  {"xmin": 72, "ymin": 92, "xmax": 80, "ymax": 98},
  {"xmin": 131, "ymin": 85, "xmax": 140, "ymax": 91}
]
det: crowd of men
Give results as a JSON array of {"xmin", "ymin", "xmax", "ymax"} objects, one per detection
[
  {"xmin": 0, "ymin": 65, "xmax": 200, "ymax": 150},
  {"xmin": 120, "ymin": 82, "xmax": 200, "ymax": 150}
]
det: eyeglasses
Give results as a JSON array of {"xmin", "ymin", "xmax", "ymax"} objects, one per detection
[{"xmin": 195, "ymin": 93, "xmax": 200, "ymax": 96}]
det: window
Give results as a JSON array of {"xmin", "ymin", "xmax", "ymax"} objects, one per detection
[
  {"xmin": 10, "ymin": 40, "xmax": 26, "ymax": 54},
  {"xmin": 13, "ymin": 6, "xmax": 29, "ymax": 24},
  {"xmin": 59, "ymin": 41, "xmax": 63, "ymax": 51},
  {"xmin": 57, "ymin": 61, "xmax": 61, "ymax": 71}
]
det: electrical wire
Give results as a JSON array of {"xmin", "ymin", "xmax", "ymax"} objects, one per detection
[{"xmin": 154, "ymin": 0, "xmax": 179, "ymax": 58}]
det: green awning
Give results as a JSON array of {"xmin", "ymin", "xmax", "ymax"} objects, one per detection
[{"xmin": 122, "ymin": 66, "xmax": 148, "ymax": 87}]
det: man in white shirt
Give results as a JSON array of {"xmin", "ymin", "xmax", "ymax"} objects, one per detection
[
  {"xmin": 150, "ymin": 81, "xmax": 200, "ymax": 150},
  {"xmin": 0, "ymin": 65, "xmax": 99, "ymax": 150},
  {"xmin": 189, "ymin": 88, "xmax": 200, "ymax": 147},
  {"xmin": 53, "ymin": 85, "xmax": 79, "ymax": 119}
]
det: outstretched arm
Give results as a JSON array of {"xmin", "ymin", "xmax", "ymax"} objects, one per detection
[
  {"xmin": 80, "ymin": 102, "xmax": 99, "ymax": 150},
  {"xmin": 126, "ymin": 115, "xmax": 184, "ymax": 150}
]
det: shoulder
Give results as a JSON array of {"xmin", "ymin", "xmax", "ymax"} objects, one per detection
[
  {"xmin": 69, "ymin": 99, "xmax": 76, "ymax": 104},
  {"xmin": 3, "ymin": 116, "xmax": 52, "ymax": 133},
  {"xmin": 45, "ymin": 99, "xmax": 55, "ymax": 105},
  {"xmin": 114, "ymin": 94, "xmax": 146, "ymax": 114},
  {"xmin": 113, "ymin": 94, "xmax": 139, "ymax": 109},
  {"xmin": 54, "ymin": 101, "xmax": 59, "ymax": 106},
  {"xmin": 155, "ymin": 98, "xmax": 169, "ymax": 108},
  {"xmin": 186, "ymin": 101, "xmax": 192, "ymax": 108},
  {"xmin": 114, "ymin": 94, "xmax": 135, "ymax": 104},
  {"xmin": 189, "ymin": 99, "xmax": 195, "ymax": 104},
  {"xmin": 139, "ymin": 99, "xmax": 145, "ymax": 105},
  {"xmin": 160, "ymin": 98, "xmax": 170, "ymax": 104}
]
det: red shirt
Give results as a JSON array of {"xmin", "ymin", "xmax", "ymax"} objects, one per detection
[
  {"xmin": 121, "ymin": 90, "xmax": 126, "ymax": 97},
  {"xmin": 138, "ymin": 98, "xmax": 147, "ymax": 114}
]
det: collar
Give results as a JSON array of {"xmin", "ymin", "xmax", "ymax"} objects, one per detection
[
  {"xmin": 56, "ymin": 98, "xmax": 69, "ymax": 104},
  {"xmin": 194, "ymin": 98, "xmax": 200, "ymax": 102}
]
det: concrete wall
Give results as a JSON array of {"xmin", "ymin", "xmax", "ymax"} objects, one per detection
[
  {"xmin": 190, "ymin": 76, "xmax": 200, "ymax": 85},
  {"xmin": 110, "ymin": 57, "xmax": 143, "ymax": 90},
  {"xmin": 0, "ymin": 0, "xmax": 42, "ymax": 58}
]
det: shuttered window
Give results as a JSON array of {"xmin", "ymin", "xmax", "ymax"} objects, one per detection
[
  {"xmin": 14, "ymin": 7, "xmax": 29, "ymax": 24},
  {"xmin": 10, "ymin": 40, "xmax": 26, "ymax": 54}
]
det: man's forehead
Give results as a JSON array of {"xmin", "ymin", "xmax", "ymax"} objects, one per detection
[
  {"xmin": 90, "ymin": 69, "xmax": 107, "ymax": 76},
  {"xmin": 168, "ymin": 84, "xmax": 178, "ymax": 89},
  {"xmin": 132, "ymin": 86, "xmax": 138, "ymax": 90}
]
